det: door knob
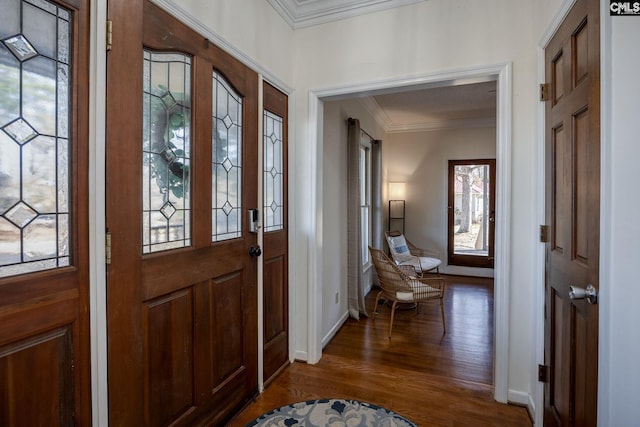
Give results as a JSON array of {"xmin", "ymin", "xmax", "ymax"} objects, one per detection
[
  {"xmin": 248, "ymin": 245, "xmax": 262, "ymax": 258},
  {"xmin": 569, "ymin": 284, "xmax": 598, "ymax": 304}
]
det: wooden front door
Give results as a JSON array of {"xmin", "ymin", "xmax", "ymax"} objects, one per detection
[
  {"xmin": 106, "ymin": 1, "xmax": 259, "ymax": 425},
  {"xmin": 0, "ymin": 0, "xmax": 91, "ymax": 425},
  {"xmin": 262, "ymin": 82, "xmax": 289, "ymax": 385},
  {"xmin": 544, "ymin": 0, "xmax": 600, "ymax": 425}
]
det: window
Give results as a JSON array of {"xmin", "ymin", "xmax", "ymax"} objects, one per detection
[{"xmin": 360, "ymin": 133, "xmax": 372, "ymax": 267}]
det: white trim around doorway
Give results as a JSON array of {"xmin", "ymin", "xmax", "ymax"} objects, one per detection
[{"xmin": 307, "ymin": 62, "xmax": 513, "ymax": 403}]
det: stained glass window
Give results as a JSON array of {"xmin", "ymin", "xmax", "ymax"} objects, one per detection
[
  {"xmin": 142, "ymin": 50, "xmax": 192, "ymax": 253},
  {"xmin": 0, "ymin": 0, "xmax": 72, "ymax": 278},
  {"xmin": 263, "ymin": 111, "xmax": 283, "ymax": 232},
  {"xmin": 212, "ymin": 72, "xmax": 242, "ymax": 242}
]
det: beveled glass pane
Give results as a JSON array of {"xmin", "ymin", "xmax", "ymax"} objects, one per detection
[
  {"xmin": 5, "ymin": 35, "xmax": 37, "ymax": 61},
  {"xmin": 23, "ymin": 135, "xmax": 56, "ymax": 212},
  {"xmin": 57, "ymin": 15, "xmax": 69, "ymax": 63},
  {"xmin": 57, "ymin": 138, "xmax": 69, "ymax": 211},
  {"xmin": 263, "ymin": 111, "xmax": 283, "ymax": 232},
  {"xmin": 23, "ymin": 2, "xmax": 57, "ymax": 59},
  {"xmin": 142, "ymin": 49, "xmax": 192, "ymax": 254},
  {"xmin": 23, "ymin": 214, "xmax": 57, "ymax": 261},
  {"xmin": 0, "ymin": 0, "xmax": 21, "ymax": 39},
  {"xmin": 26, "ymin": 0, "xmax": 57, "ymax": 15},
  {"xmin": 0, "ymin": 218, "xmax": 21, "ymax": 266},
  {"xmin": 212, "ymin": 72, "xmax": 242, "ymax": 242},
  {"xmin": 0, "ymin": 133, "xmax": 20, "ymax": 212},
  {"xmin": 0, "ymin": 0, "xmax": 72, "ymax": 278},
  {"xmin": 0, "ymin": 44, "xmax": 20, "ymax": 127},
  {"xmin": 58, "ymin": 213, "xmax": 69, "ymax": 256},
  {"xmin": 23, "ymin": 56, "xmax": 56, "ymax": 136},
  {"xmin": 57, "ymin": 64, "xmax": 69, "ymax": 138}
]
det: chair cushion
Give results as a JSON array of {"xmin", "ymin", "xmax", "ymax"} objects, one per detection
[
  {"xmin": 387, "ymin": 235, "xmax": 413, "ymax": 263},
  {"xmin": 398, "ymin": 256, "xmax": 441, "ymax": 273},
  {"xmin": 396, "ymin": 283, "xmax": 439, "ymax": 301}
]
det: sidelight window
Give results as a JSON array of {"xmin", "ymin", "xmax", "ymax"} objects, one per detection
[{"xmin": 0, "ymin": 0, "xmax": 72, "ymax": 277}]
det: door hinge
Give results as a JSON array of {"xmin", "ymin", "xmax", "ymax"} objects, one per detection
[
  {"xmin": 540, "ymin": 225, "xmax": 550, "ymax": 243},
  {"xmin": 106, "ymin": 20, "xmax": 113, "ymax": 51},
  {"xmin": 538, "ymin": 364, "xmax": 549, "ymax": 383},
  {"xmin": 105, "ymin": 231, "xmax": 112, "ymax": 265},
  {"xmin": 540, "ymin": 83, "xmax": 550, "ymax": 101}
]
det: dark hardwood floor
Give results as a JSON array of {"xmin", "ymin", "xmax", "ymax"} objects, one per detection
[{"xmin": 229, "ymin": 276, "xmax": 531, "ymax": 426}]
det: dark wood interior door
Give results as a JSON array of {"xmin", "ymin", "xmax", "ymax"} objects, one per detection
[
  {"xmin": 0, "ymin": 0, "xmax": 91, "ymax": 425},
  {"xmin": 106, "ymin": 1, "xmax": 258, "ymax": 425},
  {"xmin": 544, "ymin": 0, "xmax": 600, "ymax": 425},
  {"xmin": 262, "ymin": 82, "xmax": 289, "ymax": 385}
]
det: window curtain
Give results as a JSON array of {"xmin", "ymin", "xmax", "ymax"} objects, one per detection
[
  {"xmin": 371, "ymin": 139, "xmax": 383, "ymax": 250},
  {"xmin": 371, "ymin": 139, "xmax": 383, "ymax": 288},
  {"xmin": 347, "ymin": 118, "xmax": 368, "ymax": 319}
]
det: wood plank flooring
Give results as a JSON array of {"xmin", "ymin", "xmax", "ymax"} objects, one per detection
[{"xmin": 229, "ymin": 277, "xmax": 531, "ymax": 426}]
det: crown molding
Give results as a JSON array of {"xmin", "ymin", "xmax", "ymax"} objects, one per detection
[
  {"xmin": 268, "ymin": 0, "xmax": 427, "ymax": 29},
  {"xmin": 359, "ymin": 97, "xmax": 495, "ymax": 134}
]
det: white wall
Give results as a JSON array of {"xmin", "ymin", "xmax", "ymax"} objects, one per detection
[
  {"xmin": 169, "ymin": 0, "xmax": 294, "ymax": 87},
  {"xmin": 385, "ymin": 127, "xmax": 496, "ymax": 278},
  {"xmin": 601, "ymin": 13, "xmax": 640, "ymax": 427},
  {"xmin": 293, "ymin": 0, "xmax": 538, "ymax": 405},
  {"xmin": 321, "ymin": 99, "xmax": 387, "ymax": 343}
]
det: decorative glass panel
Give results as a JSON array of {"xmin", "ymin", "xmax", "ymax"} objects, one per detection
[
  {"xmin": 0, "ymin": 0, "xmax": 71, "ymax": 278},
  {"xmin": 263, "ymin": 110, "xmax": 283, "ymax": 232},
  {"xmin": 142, "ymin": 50, "xmax": 192, "ymax": 253},
  {"xmin": 212, "ymin": 72, "xmax": 242, "ymax": 242}
]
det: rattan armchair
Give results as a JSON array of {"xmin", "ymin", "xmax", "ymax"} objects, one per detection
[{"xmin": 369, "ymin": 246, "xmax": 446, "ymax": 338}]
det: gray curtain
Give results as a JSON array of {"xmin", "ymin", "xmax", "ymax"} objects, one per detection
[
  {"xmin": 347, "ymin": 118, "xmax": 368, "ymax": 319},
  {"xmin": 371, "ymin": 139, "xmax": 383, "ymax": 288},
  {"xmin": 371, "ymin": 140, "xmax": 383, "ymax": 250}
]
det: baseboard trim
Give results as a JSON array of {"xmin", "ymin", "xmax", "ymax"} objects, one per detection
[
  {"xmin": 508, "ymin": 389, "xmax": 535, "ymax": 423},
  {"xmin": 322, "ymin": 311, "xmax": 350, "ymax": 349},
  {"xmin": 294, "ymin": 350, "xmax": 308, "ymax": 362}
]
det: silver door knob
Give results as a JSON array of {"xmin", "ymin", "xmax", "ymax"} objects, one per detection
[{"xmin": 569, "ymin": 284, "xmax": 598, "ymax": 304}]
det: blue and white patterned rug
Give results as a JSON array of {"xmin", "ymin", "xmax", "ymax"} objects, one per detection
[{"xmin": 245, "ymin": 399, "xmax": 417, "ymax": 427}]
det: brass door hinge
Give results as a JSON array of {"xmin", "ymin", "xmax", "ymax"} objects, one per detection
[
  {"xmin": 540, "ymin": 225, "xmax": 550, "ymax": 243},
  {"xmin": 106, "ymin": 20, "xmax": 113, "ymax": 51},
  {"xmin": 538, "ymin": 364, "xmax": 549, "ymax": 383},
  {"xmin": 105, "ymin": 231, "xmax": 112, "ymax": 265},
  {"xmin": 540, "ymin": 83, "xmax": 550, "ymax": 101}
]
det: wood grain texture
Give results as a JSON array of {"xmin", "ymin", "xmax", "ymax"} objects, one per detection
[{"xmin": 230, "ymin": 278, "xmax": 531, "ymax": 426}]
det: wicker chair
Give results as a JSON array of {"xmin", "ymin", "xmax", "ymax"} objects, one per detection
[
  {"xmin": 385, "ymin": 230, "xmax": 441, "ymax": 276},
  {"xmin": 369, "ymin": 246, "xmax": 446, "ymax": 338}
]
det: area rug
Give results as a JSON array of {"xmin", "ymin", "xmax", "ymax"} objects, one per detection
[{"xmin": 245, "ymin": 398, "xmax": 417, "ymax": 427}]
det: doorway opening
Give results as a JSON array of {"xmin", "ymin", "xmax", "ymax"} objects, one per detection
[{"xmin": 310, "ymin": 63, "xmax": 512, "ymax": 403}]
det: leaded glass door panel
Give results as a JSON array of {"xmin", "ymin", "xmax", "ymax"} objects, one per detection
[
  {"xmin": 262, "ymin": 81, "xmax": 289, "ymax": 386},
  {"xmin": 0, "ymin": 0, "xmax": 91, "ymax": 424},
  {"xmin": 106, "ymin": 1, "xmax": 259, "ymax": 425}
]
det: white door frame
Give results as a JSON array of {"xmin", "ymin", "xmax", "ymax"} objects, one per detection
[{"xmin": 306, "ymin": 62, "xmax": 513, "ymax": 403}]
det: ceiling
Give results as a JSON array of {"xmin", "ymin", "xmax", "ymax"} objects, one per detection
[
  {"xmin": 363, "ymin": 80, "xmax": 497, "ymax": 133},
  {"xmin": 268, "ymin": 0, "xmax": 497, "ymax": 133}
]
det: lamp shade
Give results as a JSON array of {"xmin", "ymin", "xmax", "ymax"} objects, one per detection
[{"xmin": 388, "ymin": 182, "xmax": 406, "ymax": 200}]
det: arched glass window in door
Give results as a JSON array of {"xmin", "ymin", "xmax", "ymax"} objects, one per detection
[
  {"xmin": 141, "ymin": 50, "xmax": 192, "ymax": 254},
  {"xmin": 212, "ymin": 72, "xmax": 243, "ymax": 242}
]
